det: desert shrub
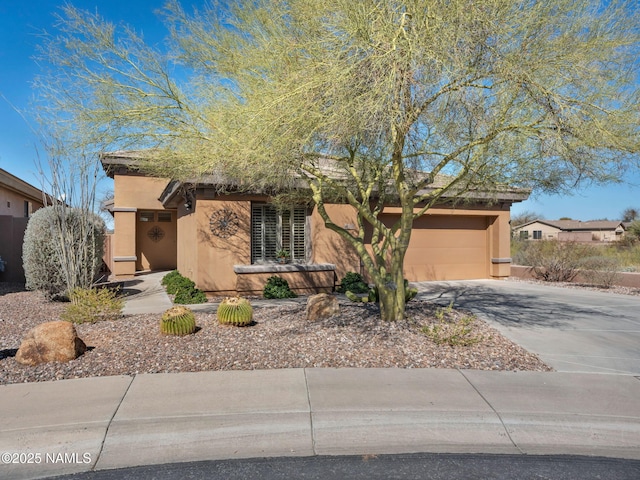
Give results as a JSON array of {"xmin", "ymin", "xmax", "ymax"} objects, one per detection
[
  {"xmin": 337, "ymin": 272, "xmax": 369, "ymax": 294},
  {"xmin": 23, "ymin": 206, "xmax": 105, "ymax": 300},
  {"xmin": 510, "ymin": 237, "xmax": 528, "ymax": 264},
  {"xmin": 421, "ymin": 303, "xmax": 482, "ymax": 347},
  {"xmin": 161, "ymin": 270, "xmax": 207, "ymax": 304},
  {"xmin": 263, "ymin": 275, "xmax": 297, "ymax": 299},
  {"xmin": 604, "ymin": 242, "xmax": 640, "ymax": 270},
  {"xmin": 580, "ymin": 256, "xmax": 621, "ymax": 288},
  {"xmin": 174, "ymin": 287, "xmax": 207, "ymax": 304},
  {"xmin": 161, "ymin": 270, "xmax": 182, "ymax": 287},
  {"xmin": 62, "ymin": 287, "xmax": 123, "ymax": 324},
  {"xmin": 516, "ymin": 240, "xmax": 596, "ymax": 282},
  {"xmin": 627, "ymin": 220, "xmax": 640, "ymax": 243},
  {"xmin": 165, "ymin": 275, "xmax": 195, "ymax": 295}
]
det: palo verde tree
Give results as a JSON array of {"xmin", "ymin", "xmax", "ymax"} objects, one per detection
[{"xmin": 35, "ymin": 1, "xmax": 639, "ymax": 320}]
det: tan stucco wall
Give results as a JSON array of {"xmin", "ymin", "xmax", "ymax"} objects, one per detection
[
  {"xmin": 515, "ymin": 221, "xmax": 624, "ymax": 242},
  {"xmin": 0, "ymin": 186, "xmax": 44, "ymax": 218},
  {"xmin": 182, "ymin": 200, "xmax": 513, "ymax": 294},
  {"xmin": 590, "ymin": 230, "xmax": 624, "ymax": 242},
  {"xmin": 109, "ymin": 170, "xmax": 516, "ymax": 291},
  {"xmin": 112, "ymin": 174, "xmax": 177, "ymax": 276},
  {"xmin": 514, "ymin": 221, "xmax": 561, "ymax": 240},
  {"xmin": 113, "ymin": 175, "xmax": 168, "ymax": 210},
  {"xmin": 0, "ymin": 183, "xmax": 45, "ymax": 282},
  {"xmin": 236, "ymin": 270, "xmax": 334, "ymax": 295},
  {"xmin": 310, "ymin": 204, "xmax": 362, "ymax": 281},
  {"xmin": 112, "ymin": 210, "xmax": 137, "ymax": 276},
  {"xmin": 177, "ymin": 202, "xmax": 199, "ymax": 284},
  {"xmin": 488, "ymin": 210, "xmax": 512, "ymax": 278},
  {"xmin": 180, "ymin": 198, "xmax": 361, "ymax": 294},
  {"xmin": 193, "ymin": 197, "xmax": 252, "ymax": 294}
]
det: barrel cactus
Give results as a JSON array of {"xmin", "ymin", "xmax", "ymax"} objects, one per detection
[
  {"xmin": 160, "ymin": 306, "xmax": 197, "ymax": 336},
  {"xmin": 217, "ymin": 296, "xmax": 253, "ymax": 326}
]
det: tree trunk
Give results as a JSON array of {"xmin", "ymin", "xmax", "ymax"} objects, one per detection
[{"xmin": 376, "ymin": 261, "xmax": 407, "ymax": 322}]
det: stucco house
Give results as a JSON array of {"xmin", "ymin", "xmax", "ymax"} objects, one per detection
[
  {"xmin": 0, "ymin": 168, "xmax": 47, "ymax": 282},
  {"xmin": 513, "ymin": 219, "xmax": 626, "ymax": 243},
  {"xmin": 101, "ymin": 152, "xmax": 529, "ymax": 295}
]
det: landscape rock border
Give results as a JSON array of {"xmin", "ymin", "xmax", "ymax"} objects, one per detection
[{"xmin": 0, "ymin": 284, "xmax": 551, "ymax": 385}]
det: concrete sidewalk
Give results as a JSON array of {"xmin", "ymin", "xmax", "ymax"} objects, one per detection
[
  {"xmin": 1, "ymin": 368, "xmax": 639, "ymax": 479},
  {"xmin": 1, "ymin": 274, "xmax": 639, "ymax": 479}
]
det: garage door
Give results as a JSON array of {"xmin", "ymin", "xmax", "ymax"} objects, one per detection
[{"xmin": 395, "ymin": 214, "xmax": 490, "ymax": 281}]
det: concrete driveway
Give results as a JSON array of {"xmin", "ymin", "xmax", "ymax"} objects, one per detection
[{"xmin": 416, "ymin": 280, "xmax": 640, "ymax": 375}]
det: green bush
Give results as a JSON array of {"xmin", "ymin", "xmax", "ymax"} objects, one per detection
[
  {"xmin": 23, "ymin": 206, "xmax": 105, "ymax": 299},
  {"xmin": 164, "ymin": 275, "xmax": 195, "ymax": 295},
  {"xmin": 174, "ymin": 286, "xmax": 207, "ymax": 304},
  {"xmin": 263, "ymin": 275, "xmax": 297, "ymax": 299},
  {"xmin": 62, "ymin": 287, "xmax": 123, "ymax": 324},
  {"xmin": 161, "ymin": 270, "xmax": 182, "ymax": 287},
  {"xmin": 337, "ymin": 272, "xmax": 369, "ymax": 294},
  {"xmin": 162, "ymin": 270, "xmax": 207, "ymax": 304}
]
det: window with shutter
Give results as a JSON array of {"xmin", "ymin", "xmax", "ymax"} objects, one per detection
[
  {"xmin": 291, "ymin": 207, "xmax": 306, "ymax": 261},
  {"xmin": 251, "ymin": 204, "xmax": 307, "ymax": 264}
]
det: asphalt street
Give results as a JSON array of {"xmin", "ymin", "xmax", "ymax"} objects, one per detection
[{"xmin": 45, "ymin": 453, "xmax": 640, "ymax": 480}]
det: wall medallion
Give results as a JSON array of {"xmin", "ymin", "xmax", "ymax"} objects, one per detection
[
  {"xmin": 209, "ymin": 209, "xmax": 240, "ymax": 239},
  {"xmin": 147, "ymin": 226, "xmax": 165, "ymax": 243}
]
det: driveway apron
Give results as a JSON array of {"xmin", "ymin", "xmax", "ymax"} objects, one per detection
[{"xmin": 416, "ymin": 280, "xmax": 640, "ymax": 375}]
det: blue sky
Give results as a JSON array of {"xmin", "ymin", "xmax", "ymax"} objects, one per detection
[
  {"xmin": 0, "ymin": 0, "xmax": 168, "ymax": 201},
  {"xmin": 0, "ymin": 0, "xmax": 638, "ymax": 221}
]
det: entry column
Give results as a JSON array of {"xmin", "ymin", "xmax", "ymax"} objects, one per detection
[
  {"xmin": 489, "ymin": 212, "xmax": 512, "ymax": 278},
  {"xmin": 112, "ymin": 207, "xmax": 137, "ymax": 276}
]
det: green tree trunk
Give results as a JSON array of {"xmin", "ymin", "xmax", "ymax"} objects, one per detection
[
  {"xmin": 369, "ymin": 225, "xmax": 410, "ymax": 321},
  {"xmin": 376, "ymin": 266, "xmax": 407, "ymax": 322}
]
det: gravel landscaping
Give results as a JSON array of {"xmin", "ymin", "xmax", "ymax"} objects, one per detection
[{"xmin": 0, "ymin": 281, "xmax": 552, "ymax": 385}]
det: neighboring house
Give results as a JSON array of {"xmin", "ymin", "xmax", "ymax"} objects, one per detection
[
  {"xmin": 101, "ymin": 152, "xmax": 529, "ymax": 295},
  {"xmin": 0, "ymin": 168, "xmax": 47, "ymax": 282},
  {"xmin": 513, "ymin": 219, "xmax": 626, "ymax": 242}
]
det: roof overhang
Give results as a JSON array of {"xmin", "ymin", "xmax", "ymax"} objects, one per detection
[
  {"xmin": 0, "ymin": 168, "xmax": 49, "ymax": 204},
  {"xmin": 100, "ymin": 151, "xmax": 149, "ymax": 178},
  {"xmin": 101, "ymin": 150, "xmax": 531, "ymax": 208}
]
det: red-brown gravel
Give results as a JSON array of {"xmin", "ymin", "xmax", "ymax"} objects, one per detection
[{"xmin": 0, "ymin": 283, "xmax": 551, "ymax": 385}]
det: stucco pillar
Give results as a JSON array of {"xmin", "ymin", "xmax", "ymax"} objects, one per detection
[
  {"xmin": 112, "ymin": 208, "xmax": 137, "ymax": 276},
  {"xmin": 489, "ymin": 212, "xmax": 512, "ymax": 278}
]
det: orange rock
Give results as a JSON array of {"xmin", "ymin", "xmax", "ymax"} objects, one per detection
[
  {"xmin": 306, "ymin": 293, "xmax": 339, "ymax": 321},
  {"xmin": 16, "ymin": 321, "xmax": 87, "ymax": 366}
]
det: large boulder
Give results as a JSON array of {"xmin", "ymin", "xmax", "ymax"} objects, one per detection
[
  {"xmin": 16, "ymin": 321, "xmax": 87, "ymax": 366},
  {"xmin": 306, "ymin": 293, "xmax": 340, "ymax": 321}
]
